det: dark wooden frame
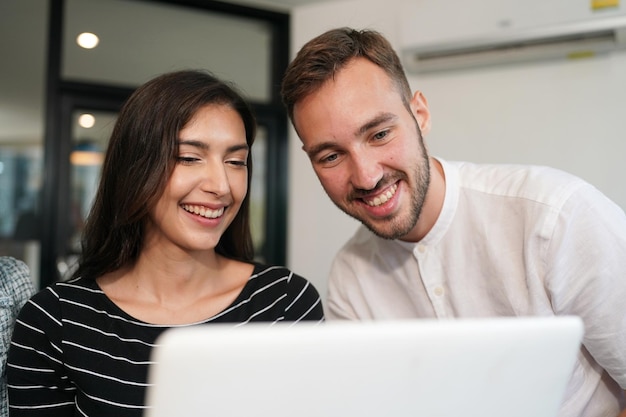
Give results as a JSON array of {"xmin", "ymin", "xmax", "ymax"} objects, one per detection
[{"xmin": 40, "ymin": 0, "xmax": 290, "ymax": 288}]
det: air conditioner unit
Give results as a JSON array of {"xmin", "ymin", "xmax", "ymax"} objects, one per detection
[{"xmin": 402, "ymin": 14, "xmax": 626, "ymax": 74}]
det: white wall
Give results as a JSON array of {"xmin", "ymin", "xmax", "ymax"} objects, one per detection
[
  {"xmin": 286, "ymin": 0, "xmax": 402, "ymax": 307},
  {"xmin": 286, "ymin": 0, "xmax": 626, "ymax": 306}
]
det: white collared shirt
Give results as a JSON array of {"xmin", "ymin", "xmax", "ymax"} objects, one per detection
[{"xmin": 327, "ymin": 158, "xmax": 626, "ymax": 417}]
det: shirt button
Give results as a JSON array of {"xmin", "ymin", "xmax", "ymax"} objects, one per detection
[
  {"xmin": 417, "ymin": 245, "xmax": 426, "ymax": 253},
  {"xmin": 434, "ymin": 287, "xmax": 444, "ymax": 296}
]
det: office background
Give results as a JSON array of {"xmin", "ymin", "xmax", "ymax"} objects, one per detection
[
  {"xmin": 286, "ymin": 0, "xmax": 626, "ymax": 303},
  {"xmin": 1, "ymin": 0, "xmax": 624, "ymax": 307}
]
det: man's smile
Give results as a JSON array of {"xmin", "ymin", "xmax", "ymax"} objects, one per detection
[{"xmin": 364, "ymin": 183, "xmax": 398, "ymax": 207}]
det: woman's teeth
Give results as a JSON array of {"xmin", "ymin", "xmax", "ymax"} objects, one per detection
[{"xmin": 182, "ymin": 204, "xmax": 224, "ymax": 219}]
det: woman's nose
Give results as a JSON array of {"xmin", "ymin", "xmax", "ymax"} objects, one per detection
[{"xmin": 200, "ymin": 161, "xmax": 231, "ymax": 196}]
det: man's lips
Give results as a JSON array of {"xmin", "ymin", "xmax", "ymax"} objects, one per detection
[{"xmin": 363, "ymin": 183, "xmax": 398, "ymax": 207}]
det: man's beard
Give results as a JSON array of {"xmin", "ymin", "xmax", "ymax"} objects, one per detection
[
  {"xmin": 335, "ymin": 135, "xmax": 431, "ymax": 240},
  {"xmin": 364, "ymin": 144, "xmax": 430, "ymax": 240}
]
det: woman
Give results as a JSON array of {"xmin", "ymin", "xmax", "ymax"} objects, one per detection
[{"xmin": 7, "ymin": 70, "xmax": 324, "ymax": 416}]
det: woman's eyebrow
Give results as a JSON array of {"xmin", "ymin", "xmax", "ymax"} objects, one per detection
[
  {"xmin": 177, "ymin": 140, "xmax": 249, "ymax": 153},
  {"xmin": 177, "ymin": 139, "xmax": 209, "ymax": 150},
  {"xmin": 226, "ymin": 143, "xmax": 250, "ymax": 153}
]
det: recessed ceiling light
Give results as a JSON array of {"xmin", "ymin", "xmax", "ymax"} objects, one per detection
[
  {"xmin": 76, "ymin": 32, "xmax": 99, "ymax": 49},
  {"xmin": 78, "ymin": 113, "xmax": 96, "ymax": 128}
]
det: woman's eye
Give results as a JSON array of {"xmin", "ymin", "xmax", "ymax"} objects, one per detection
[
  {"xmin": 177, "ymin": 156, "xmax": 199, "ymax": 165},
  {"xmin": 227, "ymin": 160, "xmax": 248, "ymax": 167}
]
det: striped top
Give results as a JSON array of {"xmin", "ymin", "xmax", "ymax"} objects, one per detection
[{"xmin": 7, "ymin": 264, "xmax": 324, "ymax": 417}]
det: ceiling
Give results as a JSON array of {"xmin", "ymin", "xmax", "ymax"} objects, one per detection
[
  {"xmin": 219, "ymin": 0, "xmax": 332, "ymax": 11},
  {"xmin": 0, "ymin": 0, "xmax": 330, "ymax": 146}
]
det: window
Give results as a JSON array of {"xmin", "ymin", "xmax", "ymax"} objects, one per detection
[{"xmin": 13, "ymin": 0, "xmax": 290, "ymax": 288}]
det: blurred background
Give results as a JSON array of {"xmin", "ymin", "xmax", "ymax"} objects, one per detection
[{"xmin": 1, "ymin": 0, "xmax": 625, "ymax": 306}]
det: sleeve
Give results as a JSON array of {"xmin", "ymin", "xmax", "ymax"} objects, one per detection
[
  {"xmin": 7, "ymin": 287, "xmax": 76, "ymax": 416},
  {"xmin": 283, "ymin": 273, "xmax": 324, "ymax": 323},
  {"xmin": 1, "ymin": 257, "xmax": 36, "ymax": 416},
  {"xmin": 545, "ymin": 182, "xmax": 626, "ymax": 389},
  {"xmin": 1, "ymin": 258, "xmax": 36, "ymax": 370}
]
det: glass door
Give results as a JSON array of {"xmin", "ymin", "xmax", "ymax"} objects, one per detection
[
  {"xmin": 55, "ymin": 106, "xmax": 274, "ymax": 280},
  {"xmin": 39, "ymin": 0, "xmax": 289, "ymax": 288},
  {"xmin": 56, "ymin": 109, "xmax": 116, "ymax": 279}
]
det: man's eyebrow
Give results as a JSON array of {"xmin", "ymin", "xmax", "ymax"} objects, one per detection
[
  {"xmin": 305, "ymin": 141, "xmax": 336, "ymax": 159},
  {"xmin": 304, "ymin": 113, "xmax": 398, "ymax": 159},
  {"xmin": 355, "ymin": 112, "xmax": 397, "ymax": 137}
]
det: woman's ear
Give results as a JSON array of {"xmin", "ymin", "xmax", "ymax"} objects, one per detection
[{"xmin": 410, "ymin": 90, "xmax": 431, "ymax": 136}]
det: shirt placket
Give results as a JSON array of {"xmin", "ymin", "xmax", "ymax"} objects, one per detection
[{"xmin": 413, "ymin": 243, "xmax": 449, "ymax": 318}]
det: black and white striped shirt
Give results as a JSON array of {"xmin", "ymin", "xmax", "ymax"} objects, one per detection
[{"xmin": 7, "ymin": 264, "xmax": 324, "ymax": 416}]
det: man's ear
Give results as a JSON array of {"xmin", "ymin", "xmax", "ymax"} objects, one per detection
[{"xmin": 410, "ymin": 90, "xmax": 431, "ymax": 136}]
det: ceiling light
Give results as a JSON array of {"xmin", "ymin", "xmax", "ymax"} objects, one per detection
[
  {"xmin": 76, "ymin": 32, "xmax": 99, "ymax": 49},
  {"xmin": 78, "ymin": 113, "xmax": 96, "ymax": 128}
]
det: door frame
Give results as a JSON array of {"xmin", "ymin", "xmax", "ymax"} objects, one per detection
[{"xmin": 40, "ymin": 0, "xmax": 290, "ymax": 287}]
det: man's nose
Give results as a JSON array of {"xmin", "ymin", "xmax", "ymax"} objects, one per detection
[{"xmin": 349, "ymin": 154, "xmax": 383, "ymax": 191}]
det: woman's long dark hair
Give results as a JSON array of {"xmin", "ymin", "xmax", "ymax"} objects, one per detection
[{"xmin": 73, "ymin": 70, "xmax": 256, "ymax": 280}]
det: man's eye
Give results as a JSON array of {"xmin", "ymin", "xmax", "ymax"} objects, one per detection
[
  {"xmin": 373, "ymin": 130, "xmax": 389, "ymax": 140},
  {"xmin": 320, "ymin": 153, "xmax": 338, "ymax": 164}
]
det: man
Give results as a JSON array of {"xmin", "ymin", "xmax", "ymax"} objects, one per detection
[{"xmin": 281, "ymin": 27, "xmax": 626, "ymax": 417}]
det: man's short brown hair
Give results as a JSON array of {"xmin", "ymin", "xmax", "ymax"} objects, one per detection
[{"xmin": 281, "ymin": 27, "xmax": 412, "ymax": 122}]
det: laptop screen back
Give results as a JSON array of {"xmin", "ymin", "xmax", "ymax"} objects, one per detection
[{"xmin": 145, "ymin": 317, "xmax": 583, "ymax": 417}]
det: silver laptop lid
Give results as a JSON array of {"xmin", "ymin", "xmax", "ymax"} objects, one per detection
[{"xmin": 145, "ymin": 317, "xmax": 583, "ymax": 417}]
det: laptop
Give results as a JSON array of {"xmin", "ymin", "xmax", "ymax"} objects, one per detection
[{"xmin": 144, "ymin": 316, "xmax": 583, "ymax": 417}]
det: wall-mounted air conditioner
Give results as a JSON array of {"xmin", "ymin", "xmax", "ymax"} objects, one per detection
[{"xmin": 399, "ymin": 2, "xmax": 626, "ymax": 74}]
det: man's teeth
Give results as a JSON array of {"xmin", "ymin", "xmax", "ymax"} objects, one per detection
[
  {"xmin": 182, "ymin": 204, "xmax": 224, "ymax": 219},
  {"xmin": 366, "ymin": 184, "xmax": 398, "ymax": 207}
]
